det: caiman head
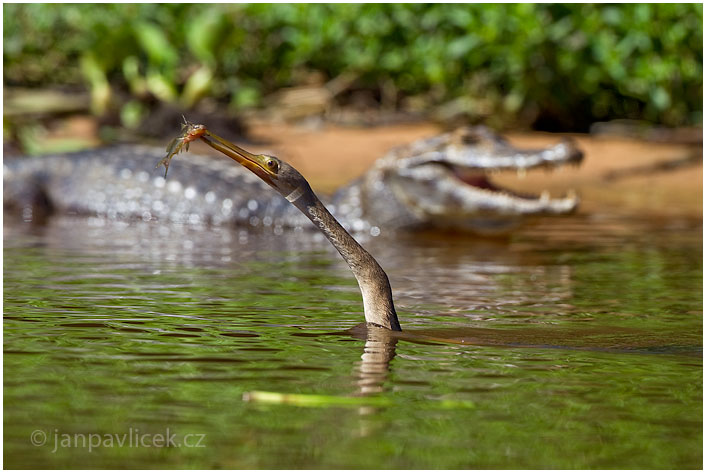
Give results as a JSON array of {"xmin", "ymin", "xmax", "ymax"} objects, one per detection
[{"xmin": 356, "ymin": 126, "xmax": 584, "ymax": 234}]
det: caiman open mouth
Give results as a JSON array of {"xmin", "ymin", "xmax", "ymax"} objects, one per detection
[
  {"xmin": 447, "ymin": 164, "xmax": 570, "ymax": 202},
  {"xmin": 384, "ymin": 127, "xmax": 585, "ymax": 229},
  {"xmin": 399, "ymin": 153, "xmax": 582, "ymax": 218},
  {"xmin": 395, "ymin": 134, "xmax": 584, "ymax": 214}
]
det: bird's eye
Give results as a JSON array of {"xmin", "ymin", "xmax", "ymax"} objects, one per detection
[{"xmin": 265, "ymin": 158, "xmax": 279, "ymax": 173}]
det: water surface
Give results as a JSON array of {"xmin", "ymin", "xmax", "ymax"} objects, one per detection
[{"xmin": 3, "ymin": 213, "xmax": 702, "ymax": 468}]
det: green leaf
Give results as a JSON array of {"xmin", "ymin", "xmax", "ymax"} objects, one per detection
[
  {"xmin": 79, "ymin": 54, "xmax": 111, "ymax": 115},
  {"xmin": 145, "ymin": 69, "xmax": 177, "ymax": 102},
  {"xmin": 650, "ymin": 86, "xmax": 671, "ymax": 111},
  {"xmin": 185, "ymin": 11, "xmax": 225, "ymax": 65},
  {"xmin": 134, "ymin": 22, "xmax": 178, "ymax": 67},
  {"xmin": 181, "ymin": 65, "xmax": 214, "ymax": 108}
]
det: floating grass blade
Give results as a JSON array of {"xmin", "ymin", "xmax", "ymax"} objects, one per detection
[
  {"xmin": 243, "ymin": 391, "xmax": 393, "ymax": 408},
  {"xmin": 243, "ymin": 391, "xmax": 474, "ymax": 409}
]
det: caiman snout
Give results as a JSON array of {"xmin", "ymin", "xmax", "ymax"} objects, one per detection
[{"xmin": 367, "ymin": 127, "xmax": 586, "ymax": 234}]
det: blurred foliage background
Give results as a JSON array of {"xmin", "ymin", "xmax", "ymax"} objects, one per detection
[{"xmin": 3, "ymin": 3, "xmax": 703, "ymax": 138}]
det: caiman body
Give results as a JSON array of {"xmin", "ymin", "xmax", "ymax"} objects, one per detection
[{"xmin": 4, "ymin": 127, "xmax": 583, "ymax": 235}]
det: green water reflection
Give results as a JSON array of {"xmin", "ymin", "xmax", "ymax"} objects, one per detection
[{"xmin": 3, "ymin": 216, "xmax": 702, "ymax": 468}]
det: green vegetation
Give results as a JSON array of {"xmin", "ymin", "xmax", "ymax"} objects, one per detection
[{"xmin": 3, "ymin": 3, "xmax": 702, "ymax": 130}]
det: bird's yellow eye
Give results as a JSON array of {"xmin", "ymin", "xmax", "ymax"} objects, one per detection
[{"xmin": 265, "ymin": 157, "xmax": 279, "ymax": 173}]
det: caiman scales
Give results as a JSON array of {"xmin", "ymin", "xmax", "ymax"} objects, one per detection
[{"xmin": 4, "ymin": 126, "xmax": 583, "ymax": 235}]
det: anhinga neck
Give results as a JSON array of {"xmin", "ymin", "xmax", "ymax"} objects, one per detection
[{"xmin": 291, "ymin": 189, "xmax": 402, "ymax": 331}]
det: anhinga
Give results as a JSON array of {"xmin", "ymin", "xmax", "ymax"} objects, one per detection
[{"xmin": 166, "ymin": 126, "xmax": 402, "ymax": 331}]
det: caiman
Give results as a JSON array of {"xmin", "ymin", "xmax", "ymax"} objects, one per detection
[{"xmin": 3, "ymin": 126, "xmax": 583, "ymax": 235}]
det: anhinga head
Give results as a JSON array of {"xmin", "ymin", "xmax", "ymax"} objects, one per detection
[{"xmin": 200, "ymin": 133, "xmax": 313, "ymax": 206}]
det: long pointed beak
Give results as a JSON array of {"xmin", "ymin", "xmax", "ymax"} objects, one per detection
[{"xmin": 199, "ymin": 132, "xmax": 273, "ymax": 184}]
